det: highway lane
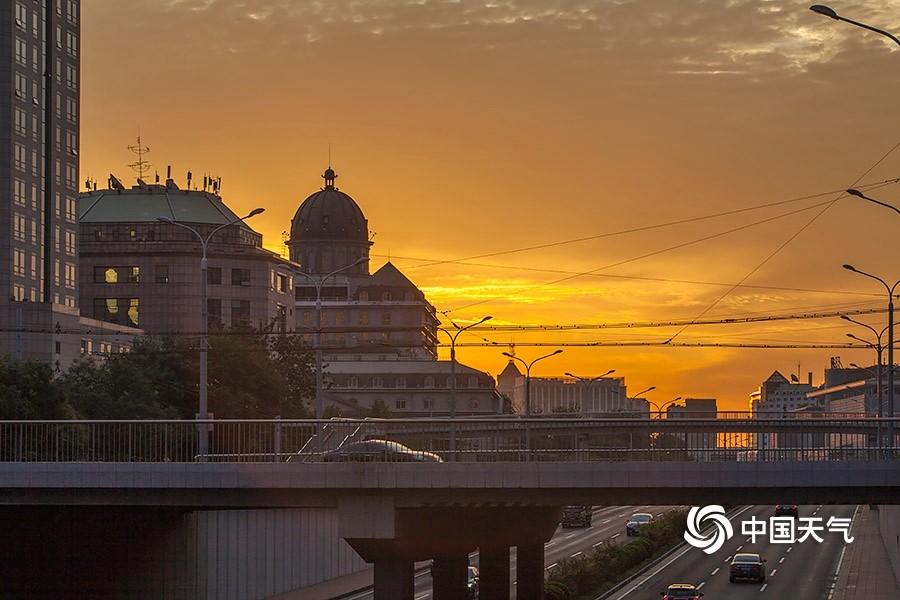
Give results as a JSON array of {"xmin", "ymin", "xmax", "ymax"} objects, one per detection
[
  {"xmin": 610, "ymin": 504, "xmax": 859, "ymax": 600},
  {"xmin": 339, "ymin": 505, "xmax": 680, "ymax": 600}
]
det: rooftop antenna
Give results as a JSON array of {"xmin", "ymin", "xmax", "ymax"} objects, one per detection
[{"xmin": 127, "ymin": 130, "xmax": 151, "ymax": 181}]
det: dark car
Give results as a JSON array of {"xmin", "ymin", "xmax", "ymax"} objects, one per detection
[
  {"xmin": 321, "ymin": 439, "xmax": 443, "ymax": 463},
  {"xmin": 561, "ymin": 505, "xmax": 592, "ymax": 528},
  {"xmin": 661, "ymin": 583, "xmax": 704, "ymax": 599},
  {"xmin": 775, "ymin": 503, "xmax": 798, "ymax": 517},
  {"xmin": 626, "ymin": 512, "xmax": 654, "ymax": 536},
  {"xmin": 729, "ymin": 552, "xmax": 766, "ymax": 583}
]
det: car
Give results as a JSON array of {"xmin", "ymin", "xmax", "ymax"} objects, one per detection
[
  {"xmin": 561, "ymin": 505, "xmax": 592, "ymax": 528},
  {"xmin": 729, "ymin": 552, "xmax": 767, "ymax": 583},
  {"xmin": 775, "ymin": 503, "xmax": 798, "ymax": 517},
  {"xmin": 321, "ymin": 439, "xmax": 443, "ymax": 462},
  {"xmin": 466, "ymin": 565, "xmax": 479, "ymax": 599},
  {"xmin": 625, "ymin": 512, "xmax": 654, "ymax": 536},
  {"xmin": 661, "ymin": 583, "xmax": 704, "ymax": 599}
]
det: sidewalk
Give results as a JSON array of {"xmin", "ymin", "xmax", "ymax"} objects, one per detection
[{"xmin": 831, "ymin": 506, "xmax": 900, "ymax": 600}]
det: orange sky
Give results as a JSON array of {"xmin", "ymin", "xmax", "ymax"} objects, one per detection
[{"xmin": 80, "ymin": 1, "xmax": 900, "ymax": 411}]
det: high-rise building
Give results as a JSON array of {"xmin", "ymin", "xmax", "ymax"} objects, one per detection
[{"xmin": 1, "ymin": 1, "xmax": 136, "ymax": 368}]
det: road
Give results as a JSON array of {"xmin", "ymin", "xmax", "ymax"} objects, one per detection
[
  {"xmin": 610, "ymin": 504, "xmax": 858, "ymax": 600},
  {"xmin": 338, "ymin": 505, "xmax": 678, "ymax": 600}
]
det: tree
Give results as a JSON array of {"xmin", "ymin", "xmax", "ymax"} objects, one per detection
[
  {"xmin": 61, "ymin": 336, "xmax": 192, "ymax": 419},
  {"xmin": 369, "ymin": 399, "xmax": 392, "ymax": 418},
  {"xmin": 0, "ymin": 356, "xmax": 74, "ymax": 419}
]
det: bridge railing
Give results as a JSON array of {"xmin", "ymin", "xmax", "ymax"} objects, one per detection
[{"xmin": 0, "ymin": 416, "xmax": 896, "ymax": 463}]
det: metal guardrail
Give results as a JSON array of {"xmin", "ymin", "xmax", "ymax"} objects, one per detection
[{"xmin": 0, "ymin": 416, "xmax": 896, "ymax": 463}]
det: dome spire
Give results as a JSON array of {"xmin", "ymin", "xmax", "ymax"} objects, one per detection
[{"xmin": 322, "ymin": 167, "xmax": 337, "ymax": 189}]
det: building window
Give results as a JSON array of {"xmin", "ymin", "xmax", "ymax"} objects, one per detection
[
  {"xmin": 381, "ymin": 312, "xmax": 391, "ymax": 325},
  {"xmin": 93, "ymin": 298, "xmax": 139, "ymax": 327},
  {"xmin": 207, "ymin": 267, "xmax": 222, "ymax": 285},
  {"xmin": 395, "ymin": 399, "xmax": 406, "ymax": 410},
  {"xmin": 359, "ymin": 312, "xmax": 369, "ymax": 326},
  {"xmin": 13, "ymin": 250, "xmax": 26, "ymax": 276},
  {"xmin": 348, "ymin": 376, "xmax": 359, "ymax": 388},
  {"xmin": 424, "ymin": 399, "xmax": 434, "ymax": 410},
  {"xmin": 424, "ymin": 376, "xmax": 435, "ymax": 388},
  {"xmin": 155, "ymin": 265, "xmax": 168, "ymax": 283},
  {"xmin": 468, "ymin": 376, "xmax": 479, "ymax": 388},
  {"xmin": 276, "ymin": 273, "xmax": 289, "ymax": 293},
  {"xmin": 208, "ymin": 298, "xmax": 222, "ymax": 327},
  {"xmin": 231, "ymin": 299, "xmax": 251, "ymax": 323},
  {"xmin": 359, "ymin": 291, "xmax": 369, "ymax": 301},
  {"xmin": 396, "ymin": 377, "xmax": 406, "ymax": 388},
  {"xmin": 373, "ymin": 377, "xmax": 384, "ymax": 388},
  {"xmin": 94, "ymin": 266, "xmax": 139, "ymax": 283},
  {"xmin": 231, "ymin": 268, "xmax": 251, "ymax": 286}
]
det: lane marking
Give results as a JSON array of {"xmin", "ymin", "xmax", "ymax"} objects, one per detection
[{"xmin": 711, "ymin": 568, "xmax": 719, "ymax": 576}]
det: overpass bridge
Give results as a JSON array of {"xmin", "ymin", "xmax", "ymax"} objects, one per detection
[{"xmin": 1, "ymin": 416, "xmax": 898, "ymax": 600}]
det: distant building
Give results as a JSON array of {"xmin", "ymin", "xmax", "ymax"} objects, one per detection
[
  {"xmin": 496, "ymin": 360, "xmax": 647, "ymax": 416},
  {"xmin": 667, "ymin": 398, "xmax": 717, "ymax": 460},
  {"xmin": 78, "ymin": 179, "xmax": 296, "ymax": 335},
  {"xmin": 0, "ymin": 1, "xmax": 138, "ymax": 369},
  {"xmin": 285, "ymin": 169, "xmax": 499, "ymax": 415},
  {"xmin": 286, "ymin": 168, "xmax": 439, "ymax": 361},
  {"xmin": 323, "ymin": 360, "xmax": 503, "ymax": 417}
]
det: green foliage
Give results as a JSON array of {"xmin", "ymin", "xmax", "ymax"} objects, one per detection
[
  {"xmin": 369, "ymin": 398, "xmax": 392, "ymax": 418},
  {"xmin": 546, "ymin": 509, "xmax": 688, "ymax": 599},
  {"xmin": 544, "ymin": 580, "xmax": 572, "ymax": 600},
  {"xmin": 0, "ymin": 356, "xmax": 74, "ymax": 419},
  {"xmin": 62, "ymin": 336, "xmax": 191, "ymax": 419}
]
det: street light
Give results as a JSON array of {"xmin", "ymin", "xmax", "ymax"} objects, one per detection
[
  {"xmin": 438, "ymin": 315, "xmax": 492, "ymax": 459},
  {"xmin": 564, "ymin": 370, "xmax": 615, "ymax": 413},
  {"xmin": 843, "ymin": 264, "xmax": 898, "ymax": 448},
  {"xmin": 810, "ymin": 5, "xmax": 900, "ymax": 46},
  {"xmin": 846, "ymin": 189, "xmax": 900, "ymax": 217},
  {"xmin": 647, "ymin": 397, "xmax": 682, "ymax": 419},
  {"xmin": 157, "ymin": 207, "xmax": 265, "ymax": 460},
  {"xmin": 843, "ymin": 315, "xmax": 890, "ymax": 417},
  {"xmin": 502, "ymin": 349, "xmax": 563, "ymax": 459},
  {"xmin": 290, "ymin": 257, "xmax": 369, "ymax": 455}
]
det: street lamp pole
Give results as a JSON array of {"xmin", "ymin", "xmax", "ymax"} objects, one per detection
[
  {"xmin": 810, "ymin": 6, "xmax": 900, "ymax": 47},
  {"xmin": 846, "ymin": 189, "xmax": 900, "ymax": 217},
  {"xmin": 438, "ymin": 316, "xmax": 492, "ymax": 459},
  {"xmin": 647, "ymin": 397, "xmax": 683, "ymax": 419},
  {"xmin": 292, "ymin": 257, "xmax": 369, "ymax": 455},
  {"xmin": 843, "ymin": 264, "xmax": 898, "ymax": 449},
  {"xmin": 502, "ymin": 349, "xmax": 562, "ymax": 459},
  {"xmin": 564, "ymin": 370, "xmax": 615, "ymax": 413},
  {"xmin": 843, "ymin": 314, "xmax": 889, "ymax": 417},
  {"xmin": 157, "ymin": 208, "xmax": 265, "ymax": 460}
]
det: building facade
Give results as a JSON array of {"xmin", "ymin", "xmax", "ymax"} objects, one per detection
[
  {"xmin": 1, "ymin": 1, "xmax": 136, "ymax": 368},
  {"xmin": 78, "ymin": 178, "xmax": 296, "ymax": 335},
  {"xmin": 496, "ymin": 360, "xmax": 647, "ymax": 416}
]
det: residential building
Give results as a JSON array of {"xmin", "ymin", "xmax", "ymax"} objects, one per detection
[{"xmin": 1, "ymin": 1, "xmax": 137, "ymax": 369}]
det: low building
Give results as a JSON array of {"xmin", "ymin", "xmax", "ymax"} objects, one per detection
[
  {"xmin": 323, "ymin": 359, "xmax": 503, "ymax": 417},
  {"xmin": 78, "ymin": 176, "xmax": 296, "ymax": 335}
]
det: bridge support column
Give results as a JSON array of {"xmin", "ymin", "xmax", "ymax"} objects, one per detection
[
  {"xmin": 517, "ymin": 542, "xmax": 545, "ymax": 600},
  {"xmin": 431, "ymin": 554, "xmax": 469, "ymax": 600},
  {"xmin": 373, "ymin": 559, "xmax": 414, "ymax": 600},
  {"xmin": 478, "ymin": 545, "xmax": 510, "ymax": 600}
]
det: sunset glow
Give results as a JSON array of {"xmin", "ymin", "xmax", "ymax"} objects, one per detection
[{"xmin": 81, "ymin": 1, "xmax": 900, "ymax": 410}]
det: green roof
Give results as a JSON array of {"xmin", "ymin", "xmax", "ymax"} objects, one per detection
[{"xmin": 79, "ymin": 184, "xmax": 245, "ymax": 226}]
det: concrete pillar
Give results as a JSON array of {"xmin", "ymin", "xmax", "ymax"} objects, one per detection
[
  {"xmin": 373, "ymin": 559, "xmax": 414, "ymax": 600},
  {"xmin": 479, "ymin": 546, "xmax": 510, "ymax": 600},
  {"xmin": 517, "ymin": 542, "xmax": 545, "ymax": 600},
  {"xmin": 431, "ymin": 554, "xmax": 468, "ymax": 600}
]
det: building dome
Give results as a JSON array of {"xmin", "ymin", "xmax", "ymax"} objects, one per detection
[{"xmin": 289, "ymin": 169, "xmax": 368, "ymax": 243}]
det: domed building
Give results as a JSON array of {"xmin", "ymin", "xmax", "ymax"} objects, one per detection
[{"xmin": 285, "ymin": 169, "xmax": 504, "ymax": 417}]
